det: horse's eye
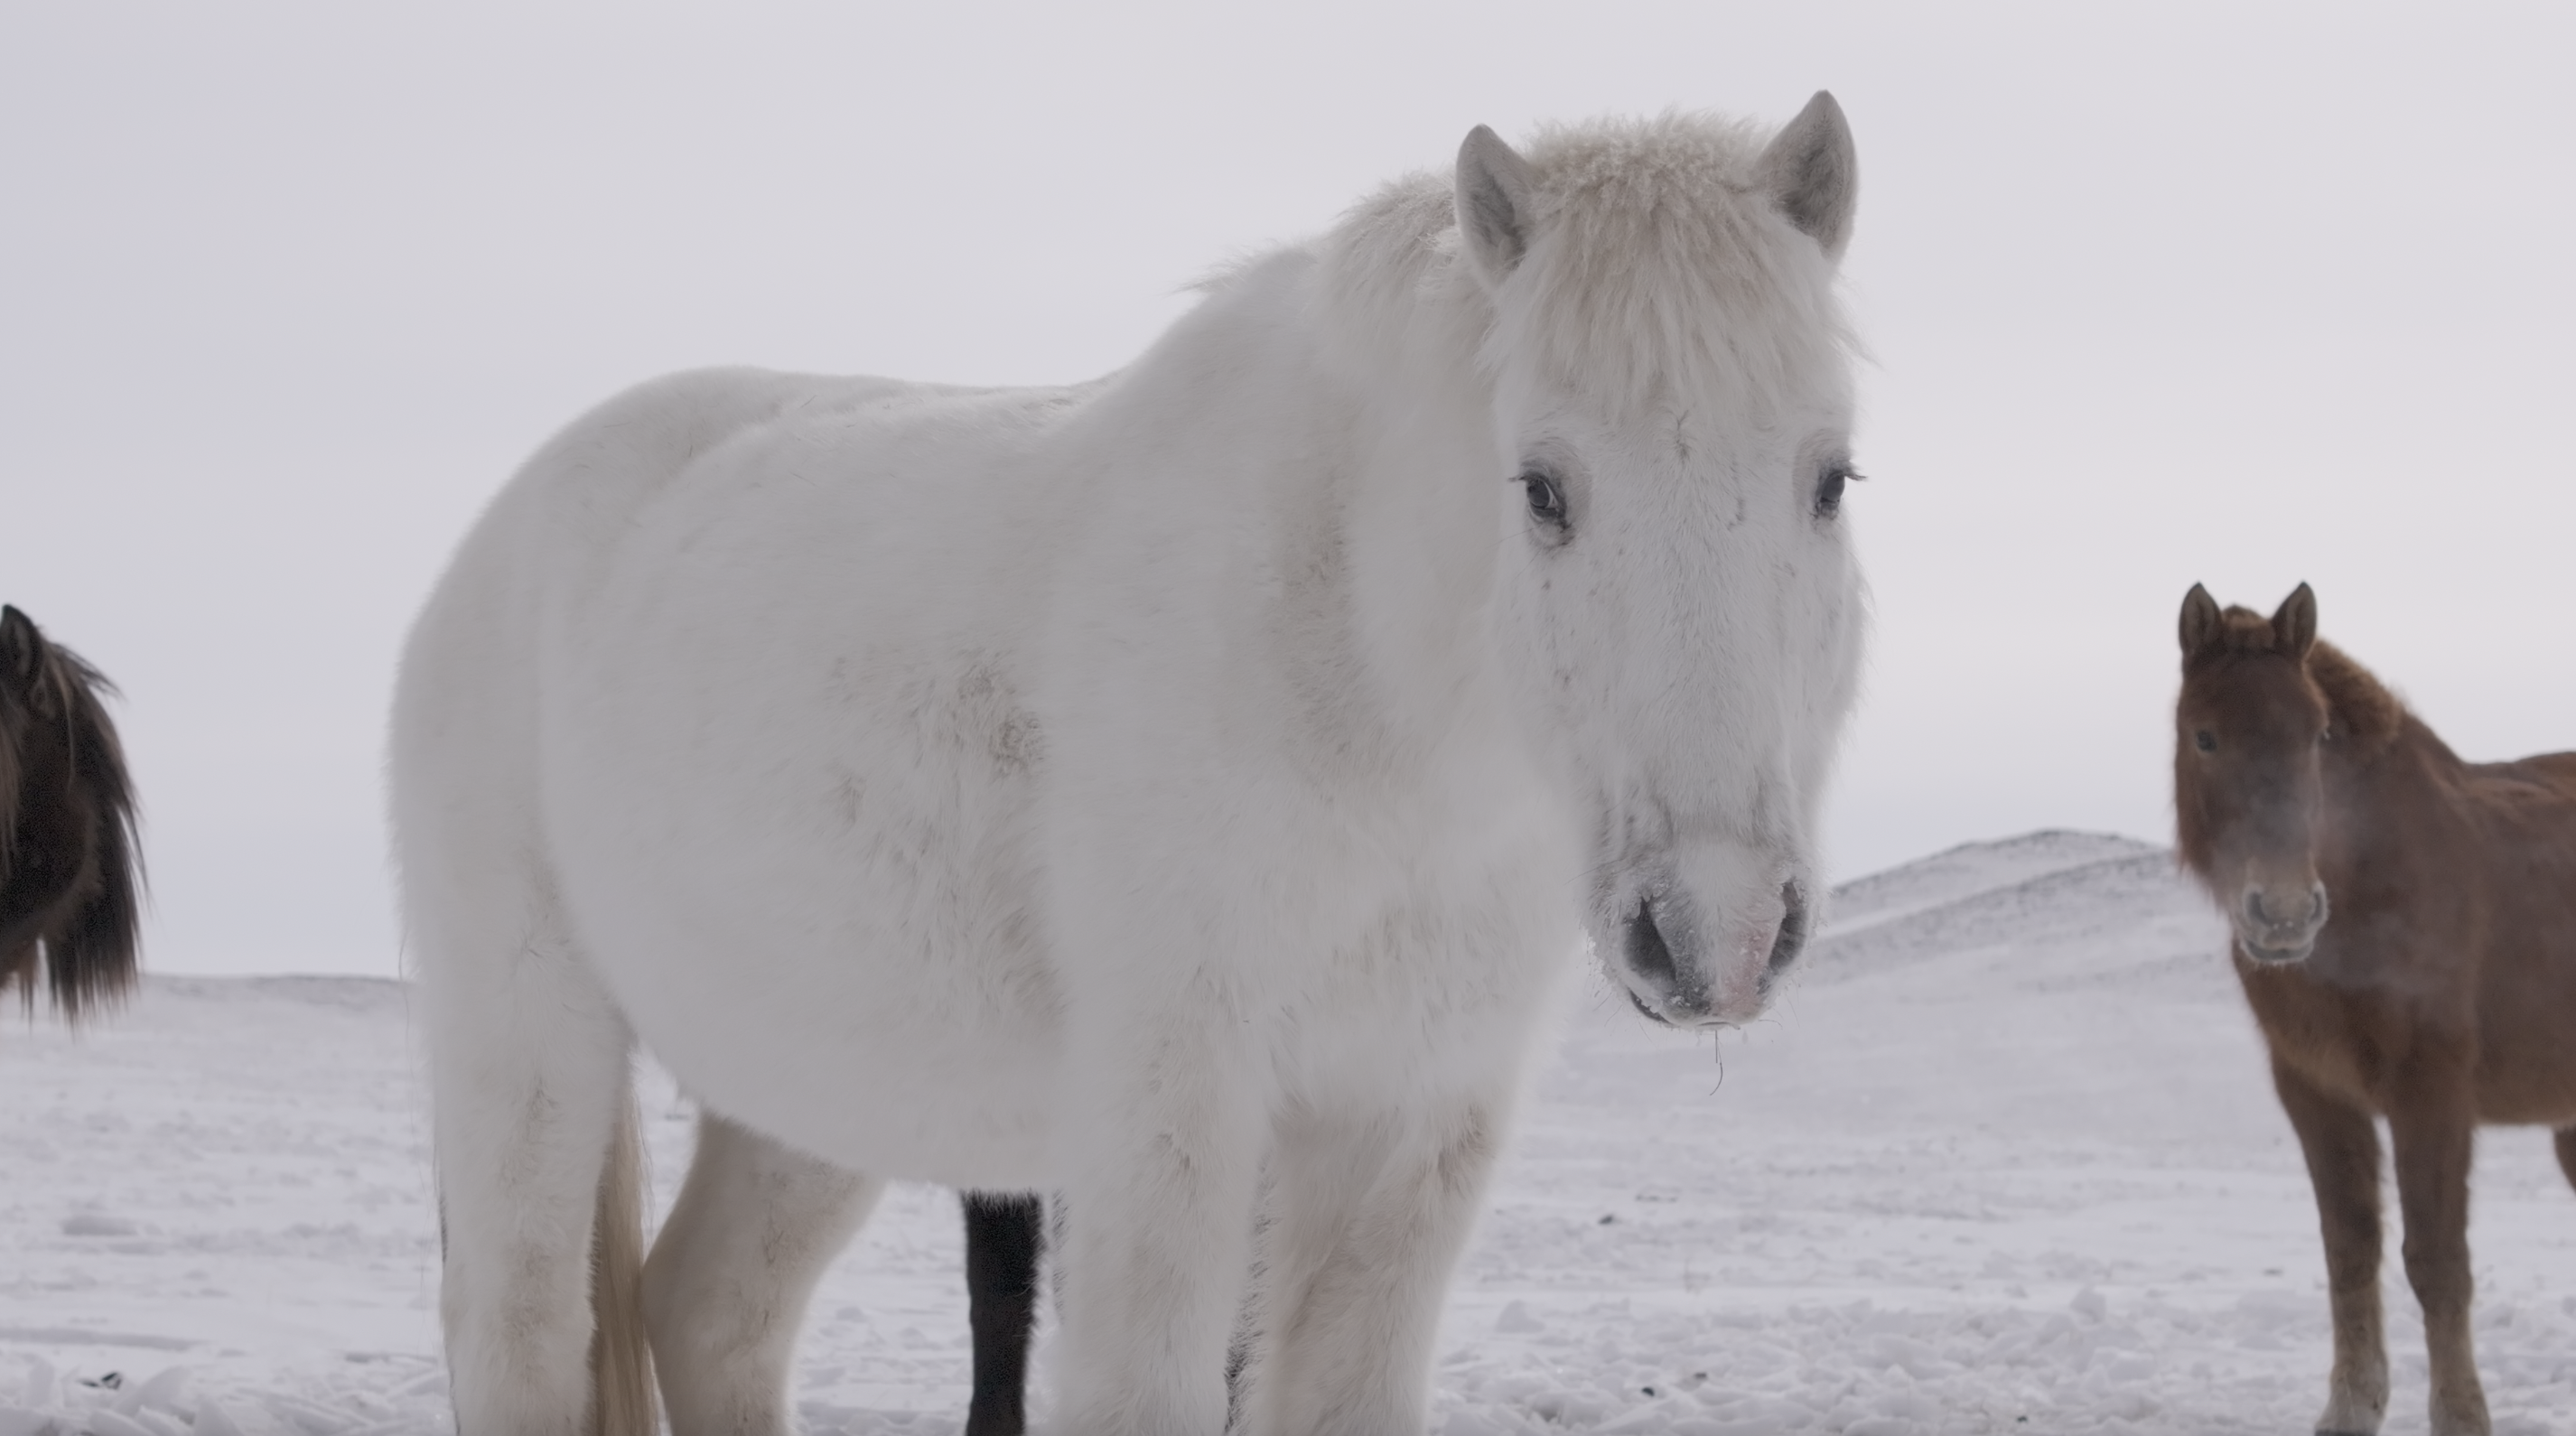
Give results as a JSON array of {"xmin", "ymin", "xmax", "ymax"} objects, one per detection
[
  {"xmin": 2194, "ymin": 731, "xmax": 2217, "ymax": 752},
  {"xmin": 1521, "ymin": 471, "xmax": 1567, "ymax": 528},
  {"xmin": 1815, "ymin": 462, "xmax": 1859, "ymax": 520}
]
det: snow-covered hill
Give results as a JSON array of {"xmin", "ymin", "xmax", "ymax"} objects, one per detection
[{"xmin": 5, "ymin": 834, "xmax": 2572, "ymax": 1434}]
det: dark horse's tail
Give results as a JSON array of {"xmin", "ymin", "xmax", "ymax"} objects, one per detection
[{"xmin": 0, "ymin": 604, "xmax": 143, "ymax": 1021}]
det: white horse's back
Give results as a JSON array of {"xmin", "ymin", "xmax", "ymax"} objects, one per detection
[
  {"xmin": 399, "ymin": 367, "xmax": 1101, "ymax": 1183},
  {"xmin": 400, "ymin": 99, "xmax": 1871, "ymax": 1436}
]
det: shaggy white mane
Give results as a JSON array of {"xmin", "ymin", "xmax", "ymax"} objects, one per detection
[{"xmin": 1315, "ymin": 110, "xmax": 1858, "ymax": 423}]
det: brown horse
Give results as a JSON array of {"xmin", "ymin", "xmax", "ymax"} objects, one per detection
[
  {"xmin": 0, "ymin": 604, "xmax": 142, "ymax": 1019},
  {"xmin": 2173, "ymin": 583, "xmax": 2576, "ymax": 1436}
]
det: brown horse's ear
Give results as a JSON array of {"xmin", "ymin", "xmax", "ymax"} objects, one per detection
[
  {"xmin": 0, "ymin": 606, "xmax": 42, "ymax": 695},
  {"xmin": 2272, "ymin": 583, "xmax": 2317, "ymax": 659},
  {"xmin": 2178, "ymin": 583, "xmax": 2222, "ymax": 659}
]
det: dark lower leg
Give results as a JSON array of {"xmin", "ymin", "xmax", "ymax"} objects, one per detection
[{"xmin": 961, "ymin": 1191, "xmax": 1046, "ymax": 1436}]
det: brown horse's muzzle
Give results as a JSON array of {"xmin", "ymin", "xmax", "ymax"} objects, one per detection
[{"xmin": 2235, "ymin": 878, "xmax": 2330, "ymax": 964}]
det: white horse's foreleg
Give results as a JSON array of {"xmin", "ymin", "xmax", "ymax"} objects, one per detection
[
  {"xmin": 1051, "ymin": 1008, "xmax": 1266, "ymax": 1436},
  {"xmin": 641, "ymin": 1113, "xmax": 880, "ymax": 1436},
  {"xmin": 420, "ymin": 902, "xmax": 639, "ymax": 1436},
  {"xmin": 1235, "ymin": 1102, "xmax": 1502, "ymax": 1436}
]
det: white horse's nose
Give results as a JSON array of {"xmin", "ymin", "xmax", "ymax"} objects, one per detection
[{"xmin": 1617, "ymin": 877, "xmax": 1806, "ymax": 1028}]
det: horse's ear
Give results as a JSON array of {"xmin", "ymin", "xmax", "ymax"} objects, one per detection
[
  {"xmin": 2272, "ymin": 583, "xmax": 2318, "ymax": 659},
  {"xmin": 1456, "ymin": 125, "xmax": 1538, "ymax": 286},
  {"xmin": 1756, "ymin": 91, "xmax": 1858, "ymax": 260},
  {"xmin": 2179, "ymin": 583, "xmax": 2223, "ymax": 659},
  {"xmin": 0, "ymin": 606, "xmax": 42, "ymax": 694}
]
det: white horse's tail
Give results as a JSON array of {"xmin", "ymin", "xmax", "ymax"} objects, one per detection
[{"xmin": 587, "ymin": 1086, "xmax": 658, "ymax": 1436}]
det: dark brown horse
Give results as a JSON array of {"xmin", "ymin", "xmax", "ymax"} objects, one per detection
[
  {"xmin": 0, "ymin": 604, "xmax": 142, "ymax": 1019},
  {"xmin": 2174, "ymin": 583, "xmax": 2576, "ymax": 1436}
]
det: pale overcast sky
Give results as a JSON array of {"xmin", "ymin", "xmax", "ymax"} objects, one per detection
[{"xmin": 5, "ymin": 3, "xmax": 2571, "ymax": 975}]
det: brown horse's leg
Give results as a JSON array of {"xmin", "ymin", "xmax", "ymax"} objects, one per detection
[
  {"xmin": 2554, "ymin": 1126, "xmax": 2576, "ymax": 1194},
  {"xmin": 2272, "ymin": 1058, "xmax": 2390, "ymax": 1435},
  {"xmin": 2388, "ymin": 1085, "xmax": 2490, "ymax": 1436}
]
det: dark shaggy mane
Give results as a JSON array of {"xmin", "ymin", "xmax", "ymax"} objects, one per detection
[
  {"xmin": 2204, "ymin": 605, "xmax": 2289, "ymax": 659},
  {"xmin": 1, "ymin": 605, "xmax": 144, "ymax": 1022},
  {"xmin": 2306, "ymin": 638, "xmax": 2408, "ymax": 755},
  {"xmin": 0, "ymin": 708, "xmax": 17, "ymax": 872}
]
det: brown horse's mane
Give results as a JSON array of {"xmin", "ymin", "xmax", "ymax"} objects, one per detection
[
  {"xmin": 2306, "ymin": 637, "xmax": 2408, "ymax": 755},
  {"xmin": 0, "ymin": 605, "xmax": 143, "ymax": 1021}
]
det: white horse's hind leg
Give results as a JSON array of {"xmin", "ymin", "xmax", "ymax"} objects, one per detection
[
  {"xmin": 418, "ymin": 899, "xmax": 639, "ymax": 1436},
  {"xmin": 1234, "ymin": 1102, "xmax": 1502, "ymax": 1436},
  {"xmin": 641, "ymin": 1114, "xmax": 881, "ymax": 1436}
]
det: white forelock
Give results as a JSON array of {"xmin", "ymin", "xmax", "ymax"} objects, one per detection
[{"xmin": 1308, "ymin": 110, "xmax": 1858, "ymax": 424}]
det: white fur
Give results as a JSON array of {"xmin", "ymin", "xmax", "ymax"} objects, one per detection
[
  {"xmin": 642, "ymin": 1115, "xmax": 880, "ymax": 1434},
  {"xmin": 394, "ymin": 103, "xmax": 1866, "ymax": 1436}
]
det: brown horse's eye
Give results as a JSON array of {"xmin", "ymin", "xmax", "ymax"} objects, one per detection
[{"xmin": 2194, "ymin": 731, "xmax": 2217, "ymax": 752}]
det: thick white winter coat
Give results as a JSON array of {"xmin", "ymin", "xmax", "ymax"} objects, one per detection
[{"xmin": 393, "ymin": 98, "xmax": 1867, "ymax": 1436}]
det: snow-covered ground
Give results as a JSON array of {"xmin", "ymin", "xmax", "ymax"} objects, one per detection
[{"xmin": 5, "ymin": 832, "xmax": 2572, "ymax": 1434}]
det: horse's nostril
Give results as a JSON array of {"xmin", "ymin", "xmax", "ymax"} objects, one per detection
[
  {"xmin": 2245, "ymin": 883, "xmax": 2328, "ymax": 934},
  {"xmin": 1767, "ymin": 881, "xmax": 1808, "ymax": 976},
  {"xmin": 1623, "ymin": 899, "xmax": 1677, "ymax": 993}
]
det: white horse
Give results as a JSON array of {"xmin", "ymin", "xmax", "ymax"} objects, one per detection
[{"xmin": 394, "ymin": 96, "xmax": 1867, "ymax": 1436}]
